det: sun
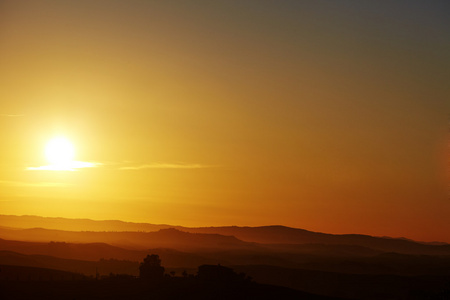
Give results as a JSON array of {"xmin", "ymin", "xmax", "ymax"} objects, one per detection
[
  {"xmin": 27, "ymin": 136, "xmax": 97, "ymax": 171},
  {"xmin": 45, "ymin": 137, "xmax": 75, "ymax": 166}
]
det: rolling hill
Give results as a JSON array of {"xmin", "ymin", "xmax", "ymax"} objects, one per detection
[{"xmin": 0, "ymin": 215, "xmax": 449, "ymax": 256}]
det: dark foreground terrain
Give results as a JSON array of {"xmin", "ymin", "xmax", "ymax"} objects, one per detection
[
  {"xmin": 2, "ymin": 265, "xmax": 450, "ymax": 300},
  {"xmin": 0, "ymin": 278, "xmax": 339, "ymax": 300}
]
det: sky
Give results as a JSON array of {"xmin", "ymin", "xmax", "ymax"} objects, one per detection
[{"xmin": 1, "ymin": 0, "xmax": 449, "ymax": 242}]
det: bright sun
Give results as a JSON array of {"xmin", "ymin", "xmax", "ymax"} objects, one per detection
[
  {"xmin": 27, "ymin": 136, "xmax": 95, "ymax": 171},
  {"xmin": 45, "ymin": 137, "xmax": 75, "ymax": 166}
]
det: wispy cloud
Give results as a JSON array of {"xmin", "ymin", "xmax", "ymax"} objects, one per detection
[
  {"xmin": 119, "ymin": 163, "xmax": 211, "ymax": 170},
  {"xmin": 25, "ymin": 160, "xmax": 212, "ymax": 171},
  {"xmin": 26, "ymin": 161, "xmax": 101, "ymax": 171},
  {"xmin": 0, "ymin": 180, "xmax": 71, "ymax": 187},
  {"xmin": 0, "ymin": 114, "xmax": 25, "ymax": 117}
]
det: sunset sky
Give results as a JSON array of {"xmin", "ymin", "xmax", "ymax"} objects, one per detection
[{"xmin": 1, "ymin": 1, "xmax": 449, "ymax": 242}]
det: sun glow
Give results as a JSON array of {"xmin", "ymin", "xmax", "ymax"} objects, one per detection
[
  {"xmin": 27, "ymin": 136, "xmax": 97, "ymax": 171},
  {"xmin": 45, "ymin": 137, "xmax": 75, "ymax": 166}
]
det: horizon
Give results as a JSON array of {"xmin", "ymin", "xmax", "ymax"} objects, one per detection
[
  {"xmin": 1, "ymin": 1, "xmax": 449, "ymax": 244},
  {"xmin": 1, "ymin": 213, "xmax": 448, "ymax": 244}
]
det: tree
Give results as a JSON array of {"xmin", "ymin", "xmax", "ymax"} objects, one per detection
[{"xmin": 139, "ymin": 254, "xmax": 165, "ymax": 280}]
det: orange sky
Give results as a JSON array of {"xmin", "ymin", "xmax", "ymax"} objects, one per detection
[{"xmin": 1, "ymin": 1, "xmax": 449, "ymax": 242}]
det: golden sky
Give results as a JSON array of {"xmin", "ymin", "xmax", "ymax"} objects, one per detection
[{"xmin": 1, "ymin": 0, "xmax": 449, "ymax": 242}]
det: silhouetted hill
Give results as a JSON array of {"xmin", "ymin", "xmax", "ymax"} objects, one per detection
[
  {"xmin": 0, "ymin": 214, "xmax": 172, "ymax": 232},
  {"xmin": 2, "ymin": 241, "xmax": 450, "ymax": 298},
  {"xmin": 0, "ymin": 277, "xmax": 343, "ymax": 300},
  {"xmin": 232, "ymin": 265, "xmax": 450, "ymax": 300},
  {"xmin": 183, "ymin": 225, "xmax": 450, "ymax": 255},
  {"xmin": 0, "ymin": 226, "xmax": 260, "ymax": 253},
  {"xmin": 2, "ymin": 224, "xmax": 450, "ymax": 257},
  {"xmin": 0, "ymin": 239, "xmax": 224, "ymax": 268},
  {"xmin": 0, "ymin": 237, "xmax": 144, "ymax": 261},
  {"xmin": 264, "ymin": 243, "xmax": 381, "ymax": 257},
  {"xmin": 0, "ymin": 250, "xmax": 138, "ymax": 276},
  {"xmin": 1, "ymin": 263, "xmax": 448, "ymax": 299},
  {"xmin": 1, "ymin": 215, "xmax": 449, "ymax": 255},
  {"xmin": 0, "ymin": 264, "xmax": 86, "ymax": 281},
  {"xmin": 3, "ymin": 237, "xmax": 450, "ymax": 277}
]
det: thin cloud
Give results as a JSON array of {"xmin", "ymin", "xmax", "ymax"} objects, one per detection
[
  {"xmin": 0, "ymin": 114, "xmax": 25, "ymax": 117},
  {"xmin": 0, "ymin": 180, "xmax": 71, "ymax": 187},
  {"xmin": 119, "ymin": 163, "xmax": 211, "ymax": 170},
  {"xmin": 26, "ymin": 161, "xmax": 101, "ymax": 171}
]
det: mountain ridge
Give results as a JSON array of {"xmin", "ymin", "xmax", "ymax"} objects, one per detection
[
  {"xmin": 1, "ymin": 214, "xmax": 446, "ymax": 245},
  {"xmin": 1, "ymin": 215, "xmax": 449, "ymax": 256}
]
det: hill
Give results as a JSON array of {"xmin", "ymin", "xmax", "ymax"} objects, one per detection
[
  {"xmin": 0, "ymin": 215, "xmax": 449, "ymax": 256},
  {"xmin": 0, "ymin": 227, "xmax": 258, "ymax": 252},
  {"xmin": 0, "ymin": 264, "xmax": 86, "ymax": 281},
  {"xmin": 0, "ymin": 214, "xmax": 172, "ymax": 232},
  {"xmin": 182, "ymin": 225, "xmax": 450, "ymax": 255},
  {"xmin": 0, "ymin": 239, "xmax": 221, "ymax": 268},
  {"xmin": 232, "ymin": 265, "xmax": 450, "ymax": 299}
]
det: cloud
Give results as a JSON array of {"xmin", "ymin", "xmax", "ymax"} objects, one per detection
[
  {"xmin": 25, "ymin": 160, "xmax": 211, "ymax": 171},
  {"xmin": 0, "ymin": 180, "xmax": 71, "ymax": 187},
  {"xmin": 119, "ymin": 163, "xmax": 211, "ymax": 170},
  {"xmin": 26, "ymin": 161, "xmax": 101, "ymax": 171},
  {"xmin": 0, "ymin": 114, "xmax": 25, "ymax": 117}
]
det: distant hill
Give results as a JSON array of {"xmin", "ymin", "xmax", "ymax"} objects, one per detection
[
  {"xmin": 183, "ymin": 226, "xmax": 450, "ymax": 255},
  {"xmin": 0, "ymin": 227, "xmax": 258, "ymax": 252},
  {"xmin": 1, "ymin": 215, "xmax": 449, "ymax": 256},
  {"xmin": 2, "ymin": 237, "xmax": 450, "ymax": 277},
  {"xmin": 0, "ymin": 239, "xmax": 221, "ymax": 268},
  {"xmin": 0, "ymin": 214, "xmax": 172, "ymax": 232},
  {"xmin": 0, "ymin": 250, "xmax": 138, "ymax": 276}
]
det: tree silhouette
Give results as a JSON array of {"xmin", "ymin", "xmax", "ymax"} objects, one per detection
[{"xmin": 139, "ymin": 254, "xmax": 165, "ymax": 280}]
